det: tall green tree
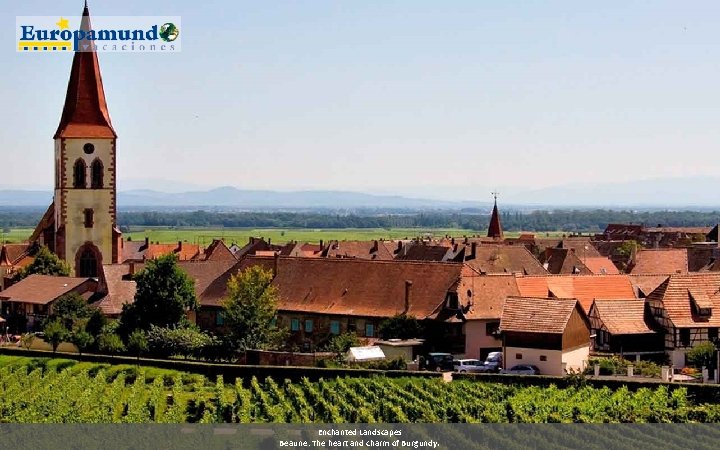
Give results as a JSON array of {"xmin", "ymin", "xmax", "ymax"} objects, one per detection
[
  {"xmin": 221, "ymin": 266, "xmax": 286, "ymax": 351},
  {"xmin": 379, "ymin": 314, "xmax": 423, "ymax": 340},
  {"xmin": 120, "ymin": 254, "xmax": 197, "ymax": 334},
  {"xmin": 12, "ymin": 246, "xmax": 70, "ymax": 281},
  {"xmin": 43, "ymin": 319, "xmax": 69, "ymax": 353},
  {"xmin": 49, "ymin": 292, "xmax": 93, "ymax": 330}
]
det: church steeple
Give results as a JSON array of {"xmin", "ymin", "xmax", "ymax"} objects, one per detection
[
  {"xmin": 54, "ymin": 3, "xmax": 115, "ymax": 139},
  {"xmin": 487, "ymin": 192, "xmax": 503, "ymax": 239}
]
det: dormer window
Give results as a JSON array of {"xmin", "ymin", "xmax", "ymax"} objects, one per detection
[
  {"xmin": 447, "ymin": 293, "xmax": 459, "ymax": 310},
  {"xmin": 689, "ymin": 289, "xmax": 713, "ymax": 318}
]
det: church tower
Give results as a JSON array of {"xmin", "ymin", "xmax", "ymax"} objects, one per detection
[
  {"xmin": 487, "ymin": 192, "xmax": 504, "ymax": 240},
  {"xmin": 49, "ymin": 3, "xmax": 121, "ymax": 276}
]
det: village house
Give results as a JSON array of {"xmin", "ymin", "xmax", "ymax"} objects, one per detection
[
  {"xmin": 646, "ymin": 272, "xmax": 720, "ymax": 367},
  {"xmin": 462, "ymin": 274, "xmax": 519, "ymax": 360},
  {"xmin": 588, "ymin": 299, "xmax": 664, "ymax": 359},
  {"xmin": 514, "ymin": 274, "xmax": 637, "ymax": 314},
  {"xmin": 0, "ymin": 244, "xmax": 33, "ymax": 290},
  {"xmin": 0, "ymin": 274, "xmax": 98, "ymax": 332},
  {"xmin": 500, "ymin": 296, "xmax": 591, "ymax": 376}
]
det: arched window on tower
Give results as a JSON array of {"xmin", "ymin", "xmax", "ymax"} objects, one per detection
[
  {"xmin": 91, "ymin": 158, "xmax": 104, "ymax": 189},
  {"xmin": 73, "ymin": 159, "xmax": 86, "ymax": 188},
  {"xmin": 78, "ymin": 246, "xmax": 99, "ymax": 278}
]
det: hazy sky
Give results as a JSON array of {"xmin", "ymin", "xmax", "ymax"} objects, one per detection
[{"xmin": 3, "ymin": 1, "xmax": 720, "ymax": 201}]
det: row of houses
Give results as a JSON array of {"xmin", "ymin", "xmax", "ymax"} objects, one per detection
[{"xmin": 2, "ymin": 237, "xmax": 719, "ymax": 374}]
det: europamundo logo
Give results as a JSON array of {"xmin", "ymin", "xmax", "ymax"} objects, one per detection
[{"xmin": 16, "ymin": 16, "xmax": 181, "ymax": 52}]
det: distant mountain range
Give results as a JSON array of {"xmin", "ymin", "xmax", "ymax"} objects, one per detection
[
  {"xmin": 0, "ymin": 187, "xmax": 478, "ymax": 210},
  {"xmin": 1, "ymin": 176, "xmax": 719, "ymax": 210}
]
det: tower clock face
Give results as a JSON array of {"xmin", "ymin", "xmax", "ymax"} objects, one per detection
[{"xmin": 83, "ymin": 143, "xmax": 95, "ymax": 154}]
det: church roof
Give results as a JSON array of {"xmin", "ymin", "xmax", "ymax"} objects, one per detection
[
  {"xmin": 487, "ymin": 199, "xmax": 503, "ymax": 239},
  {"xmin": 54, "ymin": 4, "xmax": 116, "ymax": 139}
]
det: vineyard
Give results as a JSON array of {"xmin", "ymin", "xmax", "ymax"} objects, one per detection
[{"xmin": 1, "ymin": 356, "xmax": 720, "ymax": 424}]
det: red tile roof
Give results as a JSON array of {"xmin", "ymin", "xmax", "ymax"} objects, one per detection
[
  {"xmin": 543, "ymin": 248, "xmax": 592, "ymax": 275},
  {"xmin": 629, "ymin": 274, "xmax": 670, "ymax": 297},
  {"xmin": 582, "ymin": 256, "xmax": 620, "ymax": 275},
  {"xmin": 0, "ymin": 274, "xmax": 95, "ymax": 305},
  {"xmin": 463, "ymin": 274, "xmax": 520, "ymax": 320},
  {"xmin": 647, "ymin": 273, "xmax": 720, "ymax": 327},
  {"xmin": 500, "ymin": 297, "xmax": 579, "ymax": 334},
  {"xmin": 630, "ymin": 249, "xmax": 688, "ymax": 275},
  {"xmin": 0, "ymin": 244, "xmax": 31, "ymax": 266},
  {"xmin": 466, "ymin": 245, "xmax": 547, "ymax": 275},
  {"xmin": 202, "ymin": 239, "xmax": 237, "ymax": 262},
  {"xmin": 54, "ymin": 6, "xmax": 116, "ymax": 139},
  {"xmin": 177, "ymin": 259, "xmax": 238, "ymax": 305},
  {"xmin": 515, "ymin": 274, "xmax": 637, "ymax": 313},
  {"xmin": 396, "ymin": 244, "xmax": 452, "ymax": 261},
  {"xmin": 323, "ymin": 241, "xmax": 394, "ymax": 260},
  {"xmin": 145, "ymin": 242, "xmax": 201, "ymax": 261},
  {"xmin": 272, "ymin": 258, "xmax": 463, "ymax": 318},
  {"xmin": 92, "ymin": 264, "xmax": 136, "ymax": 316},
  {"xmin": 590, "ymin": 299, "xmax": 653, "ymax": 335},
  {"xmin": 191, "ymin": 256, "xmax": 276, "ymax": 307}
]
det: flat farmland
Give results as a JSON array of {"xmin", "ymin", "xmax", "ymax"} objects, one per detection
[{"xmin": 1, "ymin": 227, "xmax": 567, "ymax": 246}]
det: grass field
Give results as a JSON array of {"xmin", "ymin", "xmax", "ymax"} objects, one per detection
[{"xmin": 1, "ymin": 227, "xmax": 567, "ymax": 246}]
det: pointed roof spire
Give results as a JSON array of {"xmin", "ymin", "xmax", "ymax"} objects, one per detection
[
  {"xmin": 487, "ymin": 191, "xmax": 503, "ymax": 239},
  {"xmin": 54, "ymin": 2, "xmax": 116, "ymax": 139}
]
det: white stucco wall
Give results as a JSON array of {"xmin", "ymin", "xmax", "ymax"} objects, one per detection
[
  {"xmin": 504, "ymin": 346, "xmax": 563, "ymax": 376},
  {"xmin": 561, "ymin": 344, "xmax": 589, "ymax": 373}
]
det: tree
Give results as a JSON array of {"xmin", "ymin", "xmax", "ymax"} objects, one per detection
[
  {"xmin": 687, "ymin": 342, "xmax": 716, "ymax": 370},
  {"xmin": 50, "ymin": 292, "xmax": 93, "ymax": 329},
  {"xmin": 127, "ymin": 330, "xmax": 149, "ymax": 360},
  {"xmin": 323, "ymin": 332, "xmax": 361, "ymax": 362},
  {"xmin": 98, "ymin": 332, "xmax": 125, "ymax": 356},
  {"xmin": 43, "ymin": 319, "xmax": 68, "ymax": 353},
  {"xmin": 20, "ymin": 333, "xmax": 35, "ymax": 350},
  {"xmin": 12, "ymin": 246, "xmax": 70, "ymax": 281},
  {"xmin": 85, "ymin": 309, "xmax": 108, "ymax": 339},
  {"xmin": 379, "ymin": 314, "xmax": 423, "ymax": 340},
  {"xmin": 221, "ymin": 266, "xmax": 286, "ymax": 351},
  {"xmin": 120, "ymin": 254, "xmax": 197, "ymax": 334},
  {"xmin": 71, "ymin": 330, "xmax": 94, "ymax": 356}
]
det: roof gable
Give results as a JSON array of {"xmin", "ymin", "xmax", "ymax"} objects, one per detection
[{"xmin": 500, "ymin": 297, "xmax": 578, "ymax": 334}]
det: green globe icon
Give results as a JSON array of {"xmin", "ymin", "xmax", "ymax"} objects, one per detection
[{"xmin": 159, "ymin": 23, "xmax": 179, "ymax": 42}]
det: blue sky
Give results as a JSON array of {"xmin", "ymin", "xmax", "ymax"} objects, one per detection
[{"xmin": 3, "ymin": 1, "xmax": 720, "ymax": 200}]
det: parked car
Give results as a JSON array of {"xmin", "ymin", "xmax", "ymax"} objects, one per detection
[
  {"xmin": 502, "ymin": 364, "xmax": 540, "ymax": 375},
  {"xmin": 482, "ymin": 351, "xmax": 503, "ymax": 373},
  {"xmin": 453, "ymin": 359, "xmax": 487, "ymax": 373},
  {"xmin": 424, "ymin": 352, "xmax": 454, "ymax": 371}
]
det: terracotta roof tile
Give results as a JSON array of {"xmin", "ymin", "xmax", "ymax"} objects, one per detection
[
  {"xmin": 0, "ymin": 244, "xmax": 31, "ymax": 266},
  {"xmin": 631, "ymin": 249, "xmax": 688, "ymax": 275},
  {"xmin": 0, "ymin": 274, "xmax": 95, "ymax": 305},
  {"xmin": 515, "ymin": 274, "xmax": 637, "ymax": 313},
  {"xmin": 500, "ymin": 297, "xmax": 578, "ymax": 334},
  {"xmin": 463, "ymin": 274, "xmax": 520, "ymax": 320},
  {"xmin": 91, "ymin": 264, "xmax": 136, "ymax": 316},
  {"xmin": 466, "ymin": 244, "xmax": 547, "ymax": 275},
  {"xmin": 202, "ymin": 239, "xmax": 237, "ymax": 262},
  {"xmin": 273, "ymin": 258, "xmax": 463, "ymax": 318},
  {"xmin": 54, "ymin": 6, "xmax": 116, "ymax": 139},
  {"xmin": 629, "ymin": 274, "xmax": 670, "ymax": 297},
  {"xmin": 582, "ymin": 257, "xmax": 620, "ymax": 275},
  {"xmin": 396, "ymin": 244, "xmax": 452, "ymax": 261},
  {"xmin": 324, "ymin": 240, "xmax": 394, "ymax": 260},
  {"xmin": 646, "ymin": 273, "xmax": 720, "ymax": 327},
  {"xmin": 591, "ymin": 299, "xmax": 653, "ymax": 335}
]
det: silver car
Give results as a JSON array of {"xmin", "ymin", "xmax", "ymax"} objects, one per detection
[
  {"xmin": 453, "ymin": 359, "xmax": 487, "ymax": 373},
  {"xmin": 502, "ymin": 364, "xmax": 540, "ymax": 375}
]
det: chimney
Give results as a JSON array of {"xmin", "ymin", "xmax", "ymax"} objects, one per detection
[
  {"xmin": 470, "ymin": 242, "xmax": 477, "ymax": 260},
  {"xmin": 464, "ymin": 236, "xmax": 469, "ymax": 244},
  {"xmin": 320, "ymin": 239, "xmax": 324, "ymax": 249},
  {"xmin": 249, "ymin": 237, "xmax": 254, "ymax": 244},
  {"xmin": 273, "ymin": 252, "xmax": 279, "ymax": 277},
  {"xmin": 178, "ymin": 240, "xmax": 183, "ymax": 250},
  {"xmin": 372, "ymin": 240, "xmax": 379, "ymax": 252},
  {"xmin": 144, "ymin": 237, "xmax": 149, "ymax": 249},
  {"xmin": 397, "ymin": 241, "xmax": 403, "ymax": 253},
  {"xmin": 404, "ymin": 280, "xmax": 413, "ymax": 314},
  {"xmin": 268, "ymin": 238, "xmax": 272, "ymax": 245},
  {"xmin": 451, "ymin": 237, "xmax": 455, "ymax": 245}
]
